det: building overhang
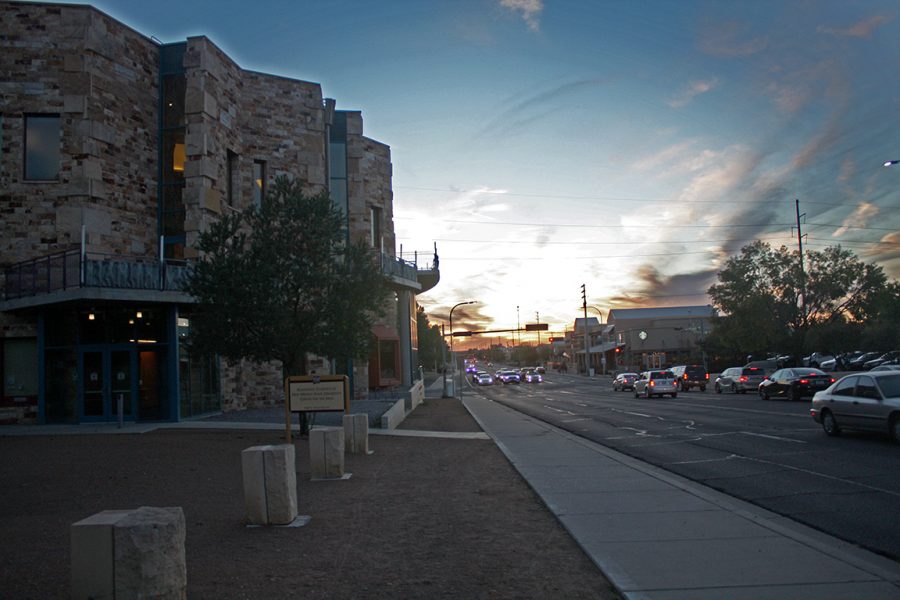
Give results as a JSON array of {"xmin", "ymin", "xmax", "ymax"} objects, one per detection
[{"xmin": 0, "ymin": 288, "xmax": 195, "ymax": 312}]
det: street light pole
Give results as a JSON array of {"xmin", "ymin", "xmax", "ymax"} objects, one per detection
[{"xmin": 449, "ymin": 300, "xmax": 477, "ymax": 398}]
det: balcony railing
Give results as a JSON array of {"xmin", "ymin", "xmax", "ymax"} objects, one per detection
[
  {"xmin": 381, "ymin": 252, "xmax": 419, "ymax": 283},
  {"xmin": 3, "ymin": 250, "xmax": 191, "ymax": 300}
]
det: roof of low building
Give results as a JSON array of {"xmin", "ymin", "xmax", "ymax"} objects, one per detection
[{"xmin": 608, "ymin": 305, "xmax": 715, "ymax": 321}]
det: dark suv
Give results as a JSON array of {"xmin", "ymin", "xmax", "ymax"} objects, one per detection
[{"xmin": 670, "ymin": 365, "xmax": 709, "ymax": 391}]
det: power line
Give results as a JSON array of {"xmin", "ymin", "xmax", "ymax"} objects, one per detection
[{"xmin": 395, "ymin": 185, "xmax": 856, "ymax": 207}]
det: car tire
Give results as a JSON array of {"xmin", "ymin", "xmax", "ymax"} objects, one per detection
[
  {"xmin": 762, "ymin": 388, "xmax": 770, "ymax": 401},
  {"xmin": 715, "ymin": 383, "xmax": 721, "ymax": 394},
  {"xmin": 822, "ymin": 410, "xmax": 841, "ymax": 436},
  {"xmin": 890, "ymin": 415, "xmax": 900, "ymax": 445},
  {"xmin": 634, "ymin": 388, "xmax": 639, "ymax": 398},
  {"xmin": 700, "ymin": 385, "xmax": 706, "ymax": 392},
  {"xmin": 671, "ymin": 393, "xmax": 677, "ymax": 398},
  {"xmin": 786, "ymin": 387, "xmax": 795, "ymax": 402},
  {"xmin": 731, "ymin": 384, "xmax": 737, "ymax": 394},
  {"xmin": 645, "ymin": 388, "xmax": 652, "ymax": 399}
]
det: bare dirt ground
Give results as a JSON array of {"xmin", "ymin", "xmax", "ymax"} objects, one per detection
[{"xmin": 0, "ymin": 397, "xmax": 620, "ymax": 599}]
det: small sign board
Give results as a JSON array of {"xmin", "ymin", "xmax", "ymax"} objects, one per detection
[{"xmin": 285, "ymin": 375, "xmax": 349, "ymax": 413}]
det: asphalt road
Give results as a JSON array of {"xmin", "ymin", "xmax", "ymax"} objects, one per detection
[{"xmin": 466, "ymin": 369, "xmax": 900, "ymax": 563}]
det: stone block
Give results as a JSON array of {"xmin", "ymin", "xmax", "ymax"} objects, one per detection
[
  {"xmin": 343, "ymin": 413, "xmax": 370, "ymax": 455},
  {"xmin": 71, "ymin": 507, "xmax": 186, "ymax": 600},
  {"xmin": 241, "ymin": 444, "xmax": 298, "ymax": 525},
  {"xmin": 310, "ymin": 426, "xmax": 345, "ymax": 479}
]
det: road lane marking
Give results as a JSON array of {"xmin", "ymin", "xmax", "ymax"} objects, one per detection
[{"xmin": 739, "ymin": 431, "xmax": 806, "ymax": 444}]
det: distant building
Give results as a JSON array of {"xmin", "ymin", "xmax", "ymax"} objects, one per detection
[
  {"xmin": 0, "ymin": 1, "xmax": 438, "ymax": 424},
  {"xmin": 607, "ymin": 306, "xmax": 716, "ymax": 371}
]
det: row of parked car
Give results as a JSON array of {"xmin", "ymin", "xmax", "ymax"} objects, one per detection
[
  {"xmin": 612, "ymin": 363, "xmax": 900, "ymax": 442},
  {"xmin": 803, "ymin": 350, "xmax": 900, "ymax": 371}
]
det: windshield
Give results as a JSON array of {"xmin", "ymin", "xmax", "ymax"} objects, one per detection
[{"xmin": 877, "ymin": 375, "xmax": 900, "ymax": 398}]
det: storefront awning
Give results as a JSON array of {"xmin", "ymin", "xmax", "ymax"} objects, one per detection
[
  {"xmin": 576, "ymin": 341, "xmax": 623, "ymax": 354},
  {"xmin": 371, "ymin": 325, "xmax": 399, "ymax": 341}
]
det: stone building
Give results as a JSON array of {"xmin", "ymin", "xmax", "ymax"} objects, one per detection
[{"xmin": 0, "ymin": 1, "xmax": 438, "ymax": 424}]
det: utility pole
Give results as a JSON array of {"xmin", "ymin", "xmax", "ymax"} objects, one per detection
[
  {"xmin": 535, "ymin": 311, "xmax": 541, "ymax": 346},
  {"xmin": 581, "ymin": 284, "xmax": 590, "ymax": 376},
  {"xmin": 441, "ymin": 324, "xmax": 448, "ymax": 397},
  {"xmin": 516, "ymin": 305, "xmax": 520, "ymax": 346},
  {"xmin": 795, "ymin": 199, "xmax": 807, "ymax": 326}
]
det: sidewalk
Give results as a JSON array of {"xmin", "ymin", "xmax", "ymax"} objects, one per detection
[{"xmin": 461, "ymin": 393, "xmax": 900, "ymax": 599}]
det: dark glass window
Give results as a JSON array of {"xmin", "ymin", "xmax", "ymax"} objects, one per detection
[
  {"xmin": 371, "ymin": 206, "xmax": 383, "ymax": 250},
  {"xmin": 25, "ymin": 115, "xmax": 60, "ymax": 180},
  {"xmin": 252, "ymin": 160, "xmax": 266, "ymax": 207},
  {"xmin": 227, "ymin": 150, "xmax": 239, "ymax": 205},
  {"xmin": 162, "ymin": 74, "xmax": 185, "ymax": 128},
  {"xmin": 832, "ymin": 377, "xmax": 857, "ymax": 397}
]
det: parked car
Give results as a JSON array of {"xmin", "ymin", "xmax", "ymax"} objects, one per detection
[
  {"xmin": 524, "ymin": 371, "xmax": 543, "ymax": 383},
  {"xmin": 670, "ymin": 365, "xmax": 709, "ymax": 391},
  {"xmin": 810, "ymin": 372, "xmax": 900, "ymax": 443},
  {"xmin": 496, "ymin": 370, "xmax": 520, "ymax": 384},
  {"xmin": 758, "ymin": 368, "xmax": 835, "ymax": 401},
  {"xmin": 871, "ymin": 364, "xmax": 900, "ymax": 372},
  {"xmin": 715, "ymin": 366, "xmax": 767, "ymax": 394},
  {"xmin": 802, "ymin": 352, "xmax": 834, "ymax": 368},
  {"xmin": 634, "ymin": 370, "xmax": 677, "ymax": 398},
  {"xmin": 863, "ymin": 351, "xmax": 900, "ymax": 370},
  {"xmin": 613, "ymin": 372, "xmax": 638, "ymax": 392},
  {"xmin": 846, "ymin": 351, "xmax": 881, "ymax": 370},
  {"xmin": 474, "ymin": 372, "xmax": 494, "ymax": 386}
]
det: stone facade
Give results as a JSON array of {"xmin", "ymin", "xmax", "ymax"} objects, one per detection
[{"xmin": 0, "ymin": 1, "xmax": 424, "ymax": 422}]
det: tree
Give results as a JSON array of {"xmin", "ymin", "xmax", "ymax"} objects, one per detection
[
  {"xmin": 707, "ymin": 241, "xmax": 896, "ymax": 361},
  {"xmin": 416, "ymin": 306, "xmax": 447, "ymax": 371},
  {"xmin": 185, "ymin": 176, "xmax": 391, "ymax": 380}
]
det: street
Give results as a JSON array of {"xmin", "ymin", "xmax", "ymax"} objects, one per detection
[{"xmin": 467, "ymin": 370, "xmax": 900, "ymax": 563}]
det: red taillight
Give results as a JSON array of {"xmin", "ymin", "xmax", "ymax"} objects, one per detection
[
  {"xmin": 683, "ymin": 374, "xmax": 688, "ymax": 380},
  {"xmin": 829, "ymin": 378, "xmax": 835, "ymax": 383},
  {"xmin": 705, "ymin": 374, "xmax": 709, "ymax": 380},
  {"xmin": 739, "ymin": 376, "xmax": 748, "ymax": 382},
  {"xmin": 799, "ymin": 379, "xmax": 809, "ymax": 384},
  {"xmin": 649, "ymin": 380, "xmax": 655, "ymax": 387},
  {"xmin": 763, "ymin": 376, "xmax": 769, "ymax": 381}
]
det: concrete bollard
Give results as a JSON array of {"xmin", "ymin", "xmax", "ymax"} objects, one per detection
[
  {"xmin": 241, "ymin": 444, "xmax": 298, "ymax": 525},
  {"xmin": 343, "ymin": 413, "xmax": 370, "ymax": 455},
  {"xmin": 71, "ymin": 506, "xmax": 186, "ymax": 600},
  {"xmin": 310, "ymin": 426, "xmax": 345, "ymax": 479}
]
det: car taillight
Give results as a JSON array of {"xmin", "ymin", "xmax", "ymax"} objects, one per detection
[
  {"xmin": 705, "ymin": 373, "xmax": 709, "ymax": 380},
  {"xmin": 799, "ymin": 379, "xmax": 809, "ymax": 384},
  {"xmin": 739, "ymin": 376, "xmax": 748, "ymax": 382},
  {"xmin": 763, "ymin": 376, "xmax": 769, "ymax": 381},
  {"xmin": 829, "ymin": 378, "xmax": 835, "ymax": 383},
  {"xmin": 649, "ymin": 380, "xmax": 655, "ymax": 387},
  {"xmin": 683, "ymin": 374, "xmax": 688, "ymax": 380}
]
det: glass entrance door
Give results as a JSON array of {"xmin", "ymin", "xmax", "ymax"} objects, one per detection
[{"xmin": 79, "ymin": 347, "xmax": 136, "ymax": 422}]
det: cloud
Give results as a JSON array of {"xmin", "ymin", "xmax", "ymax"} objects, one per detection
[
  {"xmin": 817, "ymin": 15, "xmax": 894, "ymax": 38},
  {"xmin": 832, "ymin": 202, "xmax": 880, "ymax": 237},
  {"xmin": 499, "ymin": 0, "xmax": 544, "ymax": 32},
  {"xmin": 668, "ymin": 78, "xmax": 720, "ymax": 108},
  {"xmin": 607, "ymin": 267, "xmax": 717, "ymax": 308},
  {"xmin": 477, "ymin": 78, "xmax": 609, "ymax": 139},
  {"xmin": 698, "ymin": 20, "xmax": 768, "ymax": 57}
]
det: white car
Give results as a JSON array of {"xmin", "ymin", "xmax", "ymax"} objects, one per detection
[
  {"xmin": 634, "ymin": 370, "xmax": 677, "ymax": 398},
  {"xmin": 811, "ymin": 372, "xmax": 900, "ymax": 442}
]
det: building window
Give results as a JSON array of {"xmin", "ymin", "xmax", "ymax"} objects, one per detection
[
  {"xmin": 3, "ymin": 338, "xmax": 39, "ymax": 397},
  {"xmin": 226, "ymin": 150, "xmax": 239, "ymax": 206},
  {"xmin": 24, "ymin": 114, "xmax": 60, "ymax": 180},
  {"xmin": 371, "ymin": 206, "xmax": 382, "ymax": 251},
  {"xmin": 252, "ymin": 160, "xmax": 266, "ymax": 207}
]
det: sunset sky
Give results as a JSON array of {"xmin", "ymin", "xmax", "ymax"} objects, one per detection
[{"xmin": 67, "ymin": 0, "xmax": 900, "ymax": 346}]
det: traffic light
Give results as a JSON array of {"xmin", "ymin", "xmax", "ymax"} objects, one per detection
[{"xmin": 580, "ymin": 283, "xmax": 586, "ymax": 307}]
